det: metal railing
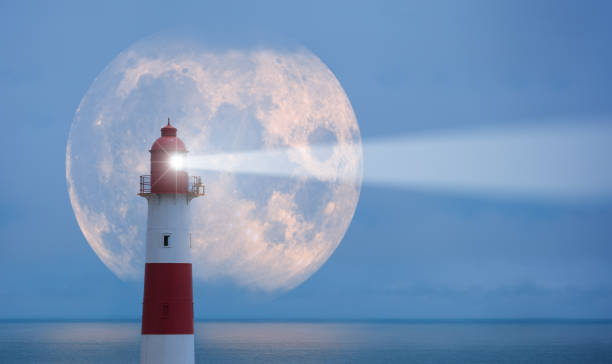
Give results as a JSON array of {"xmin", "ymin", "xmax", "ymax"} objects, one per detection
[
  {"xmin": 139, "ymin": 174, "xmax": 205, "ymax": 197},
  {"xmin": 140, "ymin": 175, "xmax": 152, "ymax": 194},
  {"xmin": 189, "ymin": 175, "xmax": 206, "ymax": 197}
]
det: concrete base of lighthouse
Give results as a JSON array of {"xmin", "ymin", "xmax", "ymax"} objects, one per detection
[{"xmin": 140, "ymin": 334, "xmax": 194, "ymax": 364}]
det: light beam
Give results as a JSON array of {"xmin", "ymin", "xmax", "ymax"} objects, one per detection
[{"xmin": 187, "ymin": 121, "xmax": 612, "ymax": 202}]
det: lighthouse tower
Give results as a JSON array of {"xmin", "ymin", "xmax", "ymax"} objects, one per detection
[{"xmin": 138, "ymin": 119, "xmax": 205, "ymax": 364}]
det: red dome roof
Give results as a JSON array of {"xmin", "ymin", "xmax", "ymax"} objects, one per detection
[
  {"xmin": 149, "ymin": 118, "xmax": 189, "ymax": 194},
  {"xmin": 150, "ymin": 118, "xmax": 187, "ymax": 153},
  {"xmin": 161, "ymin": 121, "xmax": 177, "ymax": 137}
]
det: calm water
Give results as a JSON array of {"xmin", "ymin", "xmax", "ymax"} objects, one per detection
[{"xmin": 1, "ymin": 321, "xmax": 612, "ymax": 363}]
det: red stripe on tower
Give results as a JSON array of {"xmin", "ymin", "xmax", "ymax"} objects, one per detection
[{"xmin": 141, "ymin": 263, "xmax": 194, "ymax": 335}]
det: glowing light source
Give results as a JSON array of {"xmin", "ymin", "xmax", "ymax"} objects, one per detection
[{"xmin": 169, "ymin": 153, "xmax": 185, "ymax": 170}]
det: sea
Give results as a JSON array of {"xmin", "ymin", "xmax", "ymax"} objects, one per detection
[{"xmin": 1, "ymin": 320, "xmax": 612, "ymax": 363}]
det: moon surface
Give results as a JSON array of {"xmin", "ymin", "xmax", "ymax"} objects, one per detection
[{"xmin": 66, "ymin": 35, "xmax": 362, "ymax": 292}]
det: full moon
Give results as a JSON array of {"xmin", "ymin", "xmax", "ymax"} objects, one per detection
[{"xmin": 66, "ymin": 35, "xmax": 362, "ymax": 292}]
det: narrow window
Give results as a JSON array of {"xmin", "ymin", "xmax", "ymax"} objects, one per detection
[{"xmin": 163, "ymin": 234, "xmax": 170, "ymax": 247}]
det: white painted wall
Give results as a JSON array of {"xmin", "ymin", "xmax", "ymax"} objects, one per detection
[
  {"xmin": 145, "ymin": 194, "xmax": 191, "ymax": 263},
  {"xmin": 141, "ymin": 335, "xmax": 195, "ymax": 364}
]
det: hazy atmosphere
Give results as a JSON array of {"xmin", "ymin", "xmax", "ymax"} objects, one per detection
[{"xmin": 2, "ymin": 0, "xmax": 612, "ymax": 321}]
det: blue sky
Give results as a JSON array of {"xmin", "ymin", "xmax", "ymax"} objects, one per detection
[{"xmin": 1, "ymin": 0, "xmax": 612, "ymax": 319}]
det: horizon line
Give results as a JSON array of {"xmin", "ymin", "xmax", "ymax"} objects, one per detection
[{"xmin": 2, "ymin": 317, "xmax": 612, "ymax": 324}]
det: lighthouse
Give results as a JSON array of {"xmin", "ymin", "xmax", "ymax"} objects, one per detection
[{"xmin": 138, "ymin": 119, "xmax": 205, "ymax": 364}]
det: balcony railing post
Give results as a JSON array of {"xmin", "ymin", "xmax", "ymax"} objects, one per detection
[{"xmin": 139, "ymin": 175, "xmax": 152, "ymax": 195}]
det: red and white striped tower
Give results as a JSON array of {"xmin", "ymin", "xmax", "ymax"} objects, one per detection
[{"xmin": 138, "ymin": 119, "xmax": 205, "ymax": 364}]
